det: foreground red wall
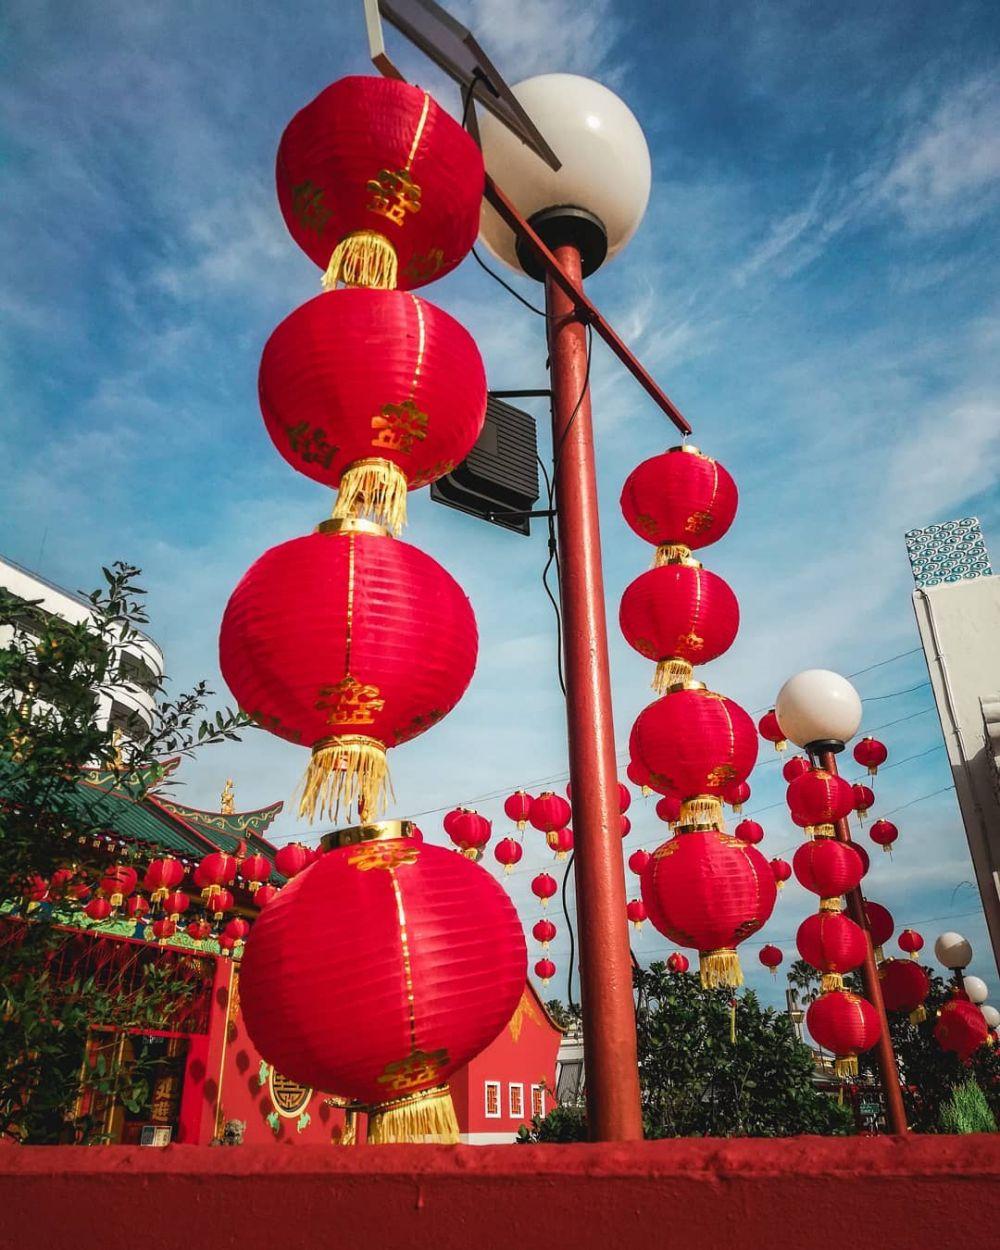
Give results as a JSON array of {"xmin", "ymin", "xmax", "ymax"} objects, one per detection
[{"xmin": 2, "ymin": 1136, "xmax": 998, "ymax": 1249}]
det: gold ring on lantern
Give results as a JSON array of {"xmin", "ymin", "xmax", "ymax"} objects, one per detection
[
  {"xmin": 321, "ymin": 819, "xmax": 418, "ymax": 851},
  {"xmin": 331, "ymin": 457, "xmax": 410, "ymax": 536},
  {"xmin": 665, "ymin": 678, "xmax": 707, "ymax": 695},
  {"xmin": 668, "ymin": 444, "xmax": 705, "ymax": 457},
  {"xmin": 316, "ymin": 516, "xmax": 391, "ymax": 539}
]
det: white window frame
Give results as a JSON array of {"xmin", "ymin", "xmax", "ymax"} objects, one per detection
[
  {"xmin": 508, "ymin": 1082, "xmax": 524, "ymax": 1118},
  {"xmin": 530, "ymin": 1083, "xmax": 545, "ymax": 1118},
  {"xmin": 484, "ymin": 1080, "xmax": 501, "ymax": 1119}
]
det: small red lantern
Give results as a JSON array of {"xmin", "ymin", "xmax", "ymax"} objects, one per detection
[
  {"xmin": 529, "ymin": 792, "xmax": 572, "ymax": 834},
  {"xmin": 852, "ymin": 783, "xmax": 875, "ymax": 822},
  {"xmin": 239, "ymin": 854, "xmax": 272, "ymax": 894},
  {"xmin": 546, "ymin": 827, "xmax": 574, "ymax": 860},
  {"xmin": 734, "ymin": 819, "xmax": 764, "ymax": 846},
  {"xmin": 277, "ymin": 76, "xmax": 484, "ymax": 291},
  {"xmin": 770, "ymin": 857, "xmax": 792, "ymax": 890},
  {"xmin": 99, "ymin": 865, "xmax": 137, "ymax": 909},
  {"xmin": 935, "ymin": 996, "xmax": 989, "ymax": 1061},
  {"xmin": 864, "ymin": 901, "xmax": 895, "ymax": 955},
  {"xmin": 620, "ymin": 447, "xmax": 738, "ymax": 559},
  {"xmin": 448, "ymin": 810, "xmax": 491, "ymax": 858},
  {"xmin": 759, "ymin": 944, "xmax": 783, "ymax": 975},
  {"xmin": 255, "ymin": 883, "xmax": 281, "ymax": 909},
  {"xmin": 655, "ymin": 792, "xmax": 682, "ymax": 825},
  {"xmin": 620, "ymin": 815, "xmax": 632, "ymax": 839},
  {"xmin": 627, "ymin": 759, "xmax": 652, "ymax": 797},
  {"xmin": 535, "ymin": 958, "xmax": 556, "ymax": 987},
  {"xmin": 151, "ymin": 918, "xmax": 176, "ymax": 943},
  {"xmin": 197, "ymin": 852, "xmax": 237, "ymax": 904},
  {"xmin": 532, "ymin": 918, "xmax": 556, "ymax": 948},
  {"xmin": 84, "ymin": 897, "xmax": 111, "ymax": 922},
  {"xmin": 531, "ymin": 873, "xmax": 558, "ymax": 909},
  {"xmin": 797, "ymin": 911, "xmax": 867, "ymax": 990},
  {"xmin": 618, "ymin": 562, "xmax": 739, "ymax": 692},
  {"xmin": 209, "ymin": 888, "xmax": 235, "ymax": 921},
  {"xmin": 275, "ymin": 843, "xmax": 313, "ymax": 879},
  {"xmin": 723, "ymin": 780, "xmax": 751, "ymax": 814},
  {"xmin": 225, "ymin": 917, "xmax": 250, "ymax": 943},
  {"xmin": 870, "ymin": 819, "xmax": 898, "ymax": 853},
  {"xmin": 126, "ymin": 895, "xmax": 149, "ymax": 921},
  {"xmin": 618, "ymin": 783, "xmax": 632, "ymax": 813},
  {"xmin": 187, "ymin": 919, "xmax": 213, "ymax": 941},
  {"xmin": 143, "ymin": 857, "xmax": 184, "ymax": 904},
  {"xmin": 879, "ymin": 958, "xmax": 930, "ymax": 1022},
  {"xmin": 786, "ymin": 769, "xmax": 855, "ymax": 830},
  {"xmin": 782, "ymin": 755, "xmax": 812, "ymax": 783},
  {"xmin": 792, "ymin": 838, "xmax": 864, "ymax": 898},
  {"xmin": 806, "ymin": 989, "xmax": 881, "ymax": 1076},
  {"xmin": 851, "ymin": 841, "xmax": 871, "ymax": 878},
  {"xmin": 503, "ymin": 790, "xmax": 534, "ymax": 831},
  {"xmin": 898, "ymin": 928, "xmax": 924, "ymax": 959},
  {"xmin": 161, "ymin": 890, "xmax": 189, "ymax": 921},
  {"xmin": 218, "ymin": 934, "xmax": 237, "ymax": 955},
  {"xmin": 666, "ymin": 952, "xmax": 690, "ymax": 974},
  {"xmin": 641, "ymin": 830, "xmax": 777, "ymax": 987},
  {"xmin": 627, "ymin": 899, "xmax": 647, "ymax": 931},
  {"xmin": 220, "ymin": 526, "xmax": 478, "ymax": 823},
  {"xmin": 629, "ymin": 849, "xmax": 652, "ymax": 876},
  {"xmin": 494, "ymin": 837, "xmax": 523, "ymax": 874},
  {"xmin": 260, "ymin": 290, "xmax": 486, "ymax": 534},
  {"xmin": 853, "ymin": 737, "xmax": 888, "ymax": 776},
  {"xmin": 758, "ymin": 709, "xmax": 787, "ymax": 752}
]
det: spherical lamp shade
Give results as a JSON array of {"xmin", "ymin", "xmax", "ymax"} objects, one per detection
[
  {"xmin": 935, "ymin": 931, "xmax": 973, "ymax": 970},
  {"xmin": 478, "ymin": 74, "xmax": 651, "ymax": 275},
  {"xmin": 240, "ymin": 836, "xmax": 526, "ymax": 1143},
  {"xmin": 796, "ymin": 911, "xmax": 867, "ymax": 990},
  {"xmin": 220, "ymin": 526, "xmax": 477, "ymax": 824},
  {"xmin": 851, "ymin": 783, "xmax": 875, "ymax": 821},
  {"xmin": 774, "ymin": 670, "xmax": 863, "ymax": 750},
  {"xmin": 723, "ymin": 780, "xmax": 751, "ymax": 813},
  {"xmin": 161, "ymin": 890, "xmax": 189, "ymax": 921},
  {"xmin": 759, "ymin": 944, "xmax": 783, "ymax": 975},
  {"xmin": 640, "ymin": 830, "xmax": 776, "ymax": 987},
  {"xmin": 981, "ymin": 1004, "xmax": 1000, "ymax": 1031},
  {"xmin": 259, "ymin": 290, "xmax": 486, "ymax": 535},
  {"xmin": 84, "ymin": 898, "xmax": 111, "ymax": 922},
  {"xmin": 666, "ymin": 952, "xmax": 690, "ymax": 974},
  {"xmin": 503, "ymin": 790, "xmax": 534, "ymax": 830},
  {"xmin": 963, "ymin": 975, "xmax": 989, "ymax": 1005},
  {"xmin": 620, "ymin": 448, "xmax": 738, "ymax": 555},
  {"xmin": 619, "ymin": 562, "xmax": 739, "ymax": 692},
  {"xmin": 239, "ymin": 854, "xmax": 272, "ymax": 894},
  {"xmin": 277, "ymin": 77, "xmax": 484, "ymax": 291},
  {"xmin": 792, "ymin": 838, "xmax": 864, "ymax": 898},
  {"xmin": 879, "ymin": 959, "xmax": 931, "ymax": 1021},
  {"xmin": 806, "ymin": 990, "xmax": 881, "ymax": 1076},
  {"xmin": 935, "ymin": 997, "xmax": 989, "ymax": 1061}
]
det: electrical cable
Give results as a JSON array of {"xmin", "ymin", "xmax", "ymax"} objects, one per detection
[{"xmin": 560, "ymin": 850, "xmax": 577, "ymax": 1009}]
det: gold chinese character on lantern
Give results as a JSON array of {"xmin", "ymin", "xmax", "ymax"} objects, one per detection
[
  {"xmin": 371, "ymin": 399, "xmax": 429, "ymax": 454},
  {"xmin": 346, "ymin": 841, "xmax": 420, "ymax": 873},
  {"xmin": 315, "ymin": 674, "xmax": 385, "ymax": 727},
  {"xmin": 376, "ymin": 1048, "xmax": 449, "ymax": 1094},
  {"xmin": 366, "ymin": 168, "xmax": 422, "ymax": 227},
  {"xmin": 291, "ymin": 180, "xmax": 332, "ymax": 234}
]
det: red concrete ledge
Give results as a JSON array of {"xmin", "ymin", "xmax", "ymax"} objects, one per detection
[{"xmin": 2, "ymin": 1136, "xmax": 999, "ymax": 1249}]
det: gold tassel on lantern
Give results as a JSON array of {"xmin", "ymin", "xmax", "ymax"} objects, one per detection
[
  {"xmin": 333, "ymin": 458, "xmax": 409, "ymax": 536},
  {"xmin": 680, "ymin": 795, "xmax": 724, "ymax": 828},
  {"xmin": 821, "ymin": 972, "xmax": 844, "ymax": 992},
  {"xmin": 813, "ymin": 824, "xmax": 835, "ymax": 838},
  {"xmin": 653, "ymin": 657, "xmax": 693, "ymax": 694},
  {"xmin": 322, "ymin": 230, "xmax": 398, "ymax": 291},
  {"xmin": 652, "ymin": 543, "xmax": 693, "ymax": 568},
  {"xmin": 299, "ymin": 734, "xmax": 393, "ymax": 824},
  {"xmin": 819, "ymin": 897, "xmax": 843, "ymax": 913},
  {"xmin": 834, "ymin": 1055, "xmax": 859, "ymax": 1079},
  {"xmin": 700, "ymin": 948, "xmax": 743, "ymax": 989},
  {"xmin": 909, "ymin": 1005, "xmax": 927, "ymax": 1025},
  {"xmin": 367, "ymin": 1085, "xmax": 459, "ymax": 1145}
]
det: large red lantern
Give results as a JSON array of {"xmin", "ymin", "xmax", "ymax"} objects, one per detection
[
  {"xmin": 447, "ymin": 810, "xmax": 491, "ymax": 858},
  {"xmin": 796, "ymin": 911, "xmax": 867, "ymax": 990},
  {"xmin": 143, "ymin": 857, "xmax": 184, "ymax": 904},
  {"xmin": 220, "ymin": 524, "xmax": 477, "ymax": 824},
  {"xmin": 630, "ymin": 686, "xmax": 758, "ymax": 825},
  {"xmin": 758, "ymin": 709, "xmax": 787, "ymax": 752},
  {"xmin": 640, "ymin": 830, "xmax": 776, "ymax": 987},
  {"xmin": 879, "ymin": 958, "xmax": 930, "ymax": 1022},
  {"xmin": 870, "ymin": 819, "xmax": 899, "ymax": 853},
  {"xmin": 792, "ymin": 838, "xmax": 864, "ymax": 898},
  {"xmin": 208, "ymin": 888, "xmax": 235, "ymax": 921},
  {"xmin": 786, "ymin": 768, "xmax": 855, "ymax": 830},
  {"xmin": 493, "ymin": 837, "xmax": 523, "ymax": 874},
  {"xmin": 240, "ymin": 830, "xmax": 525, "ymax": 1143},
  {"xmin": 529, "ymin": 792, "xmax": 572, "ymax": 834},
  {"xmin": 935, "ymin": 996, "xmax": 989, "ymax": 1061},
  {"xmin": 759, "ymin": 944, "xmax": 783, "ymax": 975},
  {"xmin": 259, "ymin": 290, "xmax": 486, "ymax": 534},
  {"xmin": 503, "ymin": 790, "xmax": 534, "ymax": 831},
  {"xmin": 620, "ymin": 447, "xmax": 738, "ymax": 559},
  {"xmin": 275, "ymin": 843, "xmax": 312, "ymax": 879},
  {"xmin": 853, "ymin": 737, "xmax": 888, "ymax": 776},
  {"xmin": 806, "ymin": 989, "xmax": 881, "ymax": 1076},
  {"xmin": 276, "ymin": 77, "xmax": 484, "ymax": 292},
  {"xmin": 99, "ymin": 865, "xmax": 137, "ymax": 908},
  {"xmin": 618, "ymin": 561, "xmax": 739, "ymax": 691}
]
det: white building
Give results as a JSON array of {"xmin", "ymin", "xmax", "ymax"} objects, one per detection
[
  {"xmin": 907, "ymin": 519, "xmax": 1000, "ymax": 976},
  {"xmin": 0, "ymin": 554, "xmax": 164, "ymax": 741}
]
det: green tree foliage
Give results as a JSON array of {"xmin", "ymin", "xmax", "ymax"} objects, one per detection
[{"xmin": 940, "ymin": 1079, "xmax": 997, "ymax": 1134}]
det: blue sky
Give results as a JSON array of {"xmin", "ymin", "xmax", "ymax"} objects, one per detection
[{"xmin": 2, "ymin": 0, "xmax": 999, "ymax": 1006}]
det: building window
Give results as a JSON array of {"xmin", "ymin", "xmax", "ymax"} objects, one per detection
[
  {"xmin": 531, "ymin": 1084, "xmax": 545, "ymax": 1118},
  {"xmin": 509, "ymin": 1083, "xmax": 524, "ymax": 1118},
  {"xmin": 556, "ymin": 1059, "xmax": 584, "ymax": 1104},
  {"xmin": 484, "ymin": 1081, "xmax": 501, "ymax": 1119}
]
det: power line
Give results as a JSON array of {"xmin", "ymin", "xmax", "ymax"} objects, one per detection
[{"xmin": 862, "ymin": 681, "xmax": 930, "ymax": 702}]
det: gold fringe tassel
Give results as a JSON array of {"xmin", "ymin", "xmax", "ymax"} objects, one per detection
[
  {"xmin": 333, "ymin": 458, "xmax": 409, "ymax": 536},
  {"xmin": 834, "ymin": 1056, "xmax": 858, "ymax": 1079},
  {"xmin": 819, "ymin": 897, "xmax": 843, "ymax": 913},
  {"xmin": 813, "ymin": 824, "xmax": 835, "ymax": 838},
  {"xmin": 653, "ymin": 657, "xmax": 693, "ymax": 694},
  {"xmin": 680, "ymin": 795, "xmax": 724, "ymax": 828},
  {"xmin": 367, "ymin": 1085, "xmax": 459, "ymax": 1145},
  {"xmin": 700, "ymin": 948, "xmax": 743, "ymax": 989},
  {"xmin": 909, "ymin": 1005, "xmax": 927, "ymax": 1025},
  {"xmin": 653, "ymin": 543, "xmax": 693, "ymax": 568},
  {"xmin": 641, "ymin": 785, "xmax": 652, "ymax": 798},
  {"xmin": 298, "ymin": 735, "xmax": 393, "ymax": 824},
  {"xmin": 322, "ymin": 230, "xmax": 398, "ymax": 291},
  {"xmin": 821, "ymin": 972, "xmax": 844, "ymax": 992}
]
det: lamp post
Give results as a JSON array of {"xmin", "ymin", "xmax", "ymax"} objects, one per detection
[
  {"xmin": 479, "ymin": 75, "xmax": 651, "ymax": 1141},
  {"xmin": 776, "ymin": 669, "xmax": 909, "ymax": 1134}
]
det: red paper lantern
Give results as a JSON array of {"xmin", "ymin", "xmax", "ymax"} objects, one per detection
[
  {"xmin": 782, "ymin": 755, "xmax": 812, "ymax": 783},
  {"xmin": 260, "ymin": 290, "xmax": 486, "ymax": 534},
  {"xmin": 641, "ymin": 830, "xmax": 776, "ymax": 986},
  {"xmin": 531, "ymin": 873, "xmax": 558, "ymax": 908},
  {"xmin": 535, "ymin": 958, "xmax": 556, "ymax": 987},
  {"xmin": 935, "ymin": 996, "xmax": 989, "ymax": 1061},
  {"xmin": 626, "ymin": 759, "xmax": 652, "ymax": 796},
  {"xmin": 722, "ymin": 780, "xmax": 751, "ymax": 814},
  {"xmin": 493, "ymin": 837, "xmax": 523, "ymax": 874},
  {"xmin": 240, "ymin": 835, "xmax": 525, "ymax": 1142},
  {"xmin": 618, "ymin": 783, "xmax": 632, "ymax": 813},
  {"xmin": 532, "ymin": 918, "xmax": 556, "ymax": 948},
  {"xmin": 785, "ymin": 769, "xmax": 855, "ymax": 830},
  {"xmin": 218, "ymin": 934, "xmax": 237, "ymax": 954},
  {"xmin": 796, "ymin": 911, "xmax": 867, "ymax": 989},
  {"xmin": 655, "ymin": 792, "xmax": 683, "ymax": 825},
  {"xmin": 619, "ymin": 562, "xmax": 739, "ymax": 692},
  {"xmin": 187, "ymin": 919, "xmax": 212, "ymax": 941},
  {"xmin": 629, "ymin": 849, "xmax": 652, "ymax": 876},
  {"xmin": 239, "ymin": 854, "xmax": 272, "ymax": 894},
  {"xmin": 864, "ymin": 901, "xmax": 895, "ymax": 953},
  {"xmin": 126, "ymin": 895, "xmax": 149, "ymax": 921},
  {"xmin": 143, "ymin": 857, "xmax": 184, "ymax": 904},
  {"xmin": 758, "ymin": 709, "xmax": 787, "ymax": 752},
  {"xmin": 770, "ymin": 857, "xmax": 792, "ymax": 889},
  {"xmin": 276, "ymin": 76, "xmax": 484, "ymax": 291},
  {"xmin": 220, "ymin": 526, "xmax": 477, "ymax": 824},
  {"xmin": 627, "ymin": 899, "xmax": 647, "ymax": 930},
  {"xmin": 666, "ymin": 952, "xmax": 690, "ymax": 974},
  {"xmin": 852, "ymin": 783, "xmax": 875, "ymax": 821},
  {"xmin": 503, "ymin": 790, "xmax": 534, "ymax": 831},
  {"xmin": 759, "ymin": 944, "xmax": 783, "ymax": 975},
  {"xmin": 898, "ymin": 928, "xmax": 924, "ymax": 959},
  {"xmin": 197, "ymin": 852, "xmax": 237, "ymax": 904},
  {"xmin": 792, "ymin": 838, "xmax": 864, "ymax": 898},
  {"xmin": 630, "ymin": 686, "xmax": 758, "ymax": 825},
  {"xmin": 448, "ymin": 810, "xmax": 491, "ymax": 858},
  {"xmin": 84, "ymin": 897, "xmax": 111, "ymax": 922},
  {"xmin": 99, "ymin": 865, "xmax": 137, "ymax": 908},
  {"xmin": 225, "ymin": 917, "xmax": 250, "ymax": 943},
  {"xmin": 620, "ymin": 447, "xmax": 738, "ymax": 558},
  {"xmin": 208, "ymin": 888, "xmax": 235, "ymax": 921},
  {"xmin": 870, "ymin": 819, "xmax": 898, "ymax": 853},
  {"xmin": 275, "ymin": 843, "xmax": 313, "ymax": 879},
  {"xmin": 735, "ymin": 819, "xmax": 764, "ymax": 845},
  {"xmin": 879, "ymin": 958, "xmax": 930, "ymax": 1021},
  {"xmin": 161, "ymin": 890, "xmax": 189, "ymax": 921},
  {"xmin": 806, "ymin": 989, "xmax": 881, "ymax": 1076},
  {"xmin": 620, "ymin": 815, "xmax": 632, "ymax": 839},
  {"xmin": 546, "ymin": 827, "xmax": 574, "ymax": 859},
  {"xmin": 853, "ymin": 737, "xmax": 888, "ymax": 776},
  {"xmin": 851, "ymin": 841, "xmax": 871, "ymax": 878},
  {"xmin": 151, "ymin": 918, "xmax": 177, "ymax": 943},
  {"xmin": 255, "ymin": 883, "xmax": 281, "ymax": 909},
  {"xmin": 529, "ymin": 792, "xmax": 572, "ymax": 834}
]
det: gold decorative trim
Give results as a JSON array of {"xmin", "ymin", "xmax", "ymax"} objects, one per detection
[
  {"xmin": 321, "ymin": 819, "xmax": 418, "ymax": 851},
  {"xmin": 316, "ymin": 516, "xmax": 391, "ymax": 538},
  {"xmin": 267, "ymin": 1065, "xmax": 313, "ymax": 1119}
]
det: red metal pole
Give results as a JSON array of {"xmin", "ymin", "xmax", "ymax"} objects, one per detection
[
  {"xmin": 545, "ymin": 243, "xmax": 644, "ymax": 1142},
  {"xmin": 818, "ymin": 750, "xmax": 908, "ymax": 1134}
]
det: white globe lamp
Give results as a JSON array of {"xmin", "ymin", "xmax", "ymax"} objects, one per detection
[
  {"xmin": 934, "ymin": 932, "xmax": 973, "ymax": 970},
  {"xmin": 773, "ymin": 670, "xmax": 863, "ymax": 753},
  {"xmin": 478, "ymin": 74, "xmax": 652, "ymax": 278},
  {"xmin": 963, "ymin": 975, "xmax": 989, "ymax": 1004},
  {"xmin": 981, "ymin": 1004, "xmax": 1000, "ymax": 1030}
]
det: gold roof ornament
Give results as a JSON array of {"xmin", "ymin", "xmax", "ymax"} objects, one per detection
[{"xmin": 220, "ymin": 778, "xmax": 235, "ymax": 814}]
